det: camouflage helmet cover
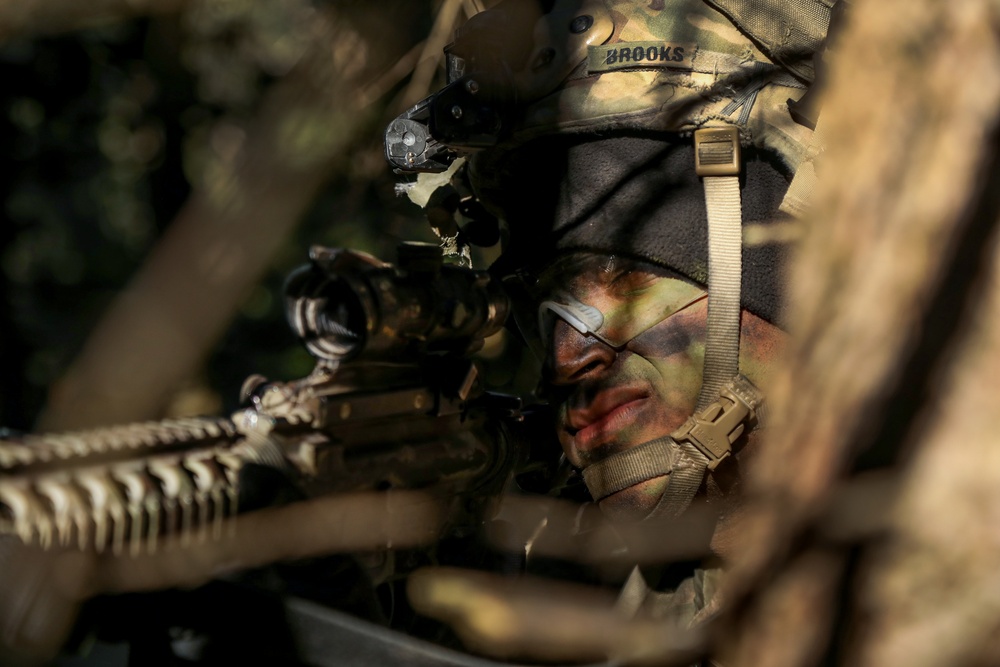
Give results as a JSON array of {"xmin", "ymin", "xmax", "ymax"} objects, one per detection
[
  {"xmin": 395, "ymin": 0, "xmax": 833, "ymax": 323},
  {"xmin": 454, "ymin": 0, "xmax": 826, "ymax": 184}
]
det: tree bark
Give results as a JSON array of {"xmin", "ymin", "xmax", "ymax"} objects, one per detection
[{"xmin": 721, "ymin": 1, "xmax": 1000, "ymax": 665}]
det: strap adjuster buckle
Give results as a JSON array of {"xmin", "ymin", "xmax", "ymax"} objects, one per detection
[
  {"xmin": 694, "ymin": 127, "xmax": 741, "ymax": 177},
  {"xmin": 673, "ymin": 375, "xmax": 763, "ymax": 470}
]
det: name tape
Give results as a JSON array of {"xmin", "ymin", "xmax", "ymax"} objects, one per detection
[{"xmin": 588, "ymin": 41, "xmax": 697, "ymax": 73}]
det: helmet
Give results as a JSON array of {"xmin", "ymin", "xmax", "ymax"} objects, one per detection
[
  {"xmin": 385, "ymin": 0, "xmax": 827, "ymax": 176},
  {"xmin": 385, "ymin": 0, "xmax": 831, "ymax": 306}
]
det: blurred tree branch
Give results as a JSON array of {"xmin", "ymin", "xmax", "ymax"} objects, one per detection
[
  {"xmin": 0, "ymin": 491, "xmax": 442, "ymax": 663},
  {"xmin": 399, "ymin": 0, "xmax": 464, "ymax": 109},
  {"xmin": 718, "ymin": 0, "xmax": 1000, "ymax": 665},
  {"xmin": 39, "ymin": 4, "xmax": 426, "ymax": 430}
]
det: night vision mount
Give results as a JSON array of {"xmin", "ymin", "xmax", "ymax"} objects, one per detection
[{"xmin": 384, "ymin": 71, "xmax": 515, "ymax": 174}]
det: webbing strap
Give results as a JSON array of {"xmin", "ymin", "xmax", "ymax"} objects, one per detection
[
  {"xmin": 582, "ymin": 436, "xmax": 679, "ymax": 501},
  {"xmin": 580, "ymin": 436, "xmax": 703, "ymax": 513},
  {"xmin": 697, "ymin": 175, "xmax": 743, "ymax": 410},
  {"xmin": 650, "ymin": 440, "xmax": 708, "ymax": 518},
  {"xmin": 643, "ymin": 129, "xmax": 745, "ymax": 517},
  {"xmin": 695, "ymin": 129, "xmax": 743, "ymax": 411}
]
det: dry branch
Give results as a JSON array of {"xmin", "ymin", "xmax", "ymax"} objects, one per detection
[{"xmin": 408, "ymin": 567, "xmax": 705, "ymax": 664}]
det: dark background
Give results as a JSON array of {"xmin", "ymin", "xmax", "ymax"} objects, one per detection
[{"xmin": 0, "ymin": 1, "xmax": 531, "ymax": 432}]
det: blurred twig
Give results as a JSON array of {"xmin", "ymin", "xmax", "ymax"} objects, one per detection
[
  {"xmin": 96, "ymin": 490, "xmax": 443, "ymax": 593},
  {"xmin": 409, "ymin": 567, "xmax": 705, "ymax": 665},
  {"xmin": 491, "ymin": 494, "xmax": 717, "ymax": 568},
  {"xmin": 398, "ymin": 0, "xmax": 464, "ymax": 109},
  {"xmin": 359, "ymin": 40, "xmax": 427, "ymax": 108}
]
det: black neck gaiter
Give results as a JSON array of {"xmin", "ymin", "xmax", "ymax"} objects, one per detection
[{"xmin": 479, "ymin": 134, "xmax": 792, "ymax": 324}]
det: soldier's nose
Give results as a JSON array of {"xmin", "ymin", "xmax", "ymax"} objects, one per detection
[{"xmin": 547, "ymin": 318, "xmax": 617, "ymax": 385}]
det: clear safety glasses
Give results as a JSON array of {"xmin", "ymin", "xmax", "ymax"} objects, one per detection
[{"xmin": 503, "ymin": 254, "xmax": 707, "ymax": 360}]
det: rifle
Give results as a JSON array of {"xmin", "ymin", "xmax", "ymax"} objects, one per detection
[{"xmin": 0, "ymin": 241, "xmax": 525, "ymax": 562}]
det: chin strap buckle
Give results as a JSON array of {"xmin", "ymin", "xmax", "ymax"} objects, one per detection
[
  {"xmin": 579, "ymin": 376, "xmax": 765, "ymax": 502},
  {"xmin": 672, "ymin": 375, "xmax": 764, "ymax": 471},
  {"xmin": 694, "ymin": 126, "xmax": 741, "ymax": 177}
]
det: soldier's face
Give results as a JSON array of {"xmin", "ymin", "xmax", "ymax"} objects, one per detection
[{"xmin": 535, "ymin": 253, "xmax": 781, "ymax": 520}]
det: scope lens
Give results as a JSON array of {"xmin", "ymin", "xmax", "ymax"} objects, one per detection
[{"xmin": 286, "ymin": 267, "xmax": 369, "ymax": 362}]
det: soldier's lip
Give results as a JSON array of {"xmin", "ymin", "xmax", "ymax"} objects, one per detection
[{"xmin": 565, "ymin": 390, "xmax": 650, "ymax": 452}]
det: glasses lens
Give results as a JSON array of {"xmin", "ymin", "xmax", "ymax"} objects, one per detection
[{"xmin": 504, "ymin": 254, "xmax": 705, "ymax": 358}]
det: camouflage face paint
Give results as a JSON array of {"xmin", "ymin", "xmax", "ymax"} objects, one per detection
[
  {"xmin": 531, "ymin": 252, "xmax": 786, "ymax": 519},
  {"xmin": 508, "ymin": 252, "xmax": 706, "ymax": 359}
]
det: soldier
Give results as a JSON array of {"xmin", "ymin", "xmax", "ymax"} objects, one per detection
[
  {"xmin": 387, "ymin": 0, "xmax": 833, "ymax": 622},
  {"xmin": 0, "ymin": 2, "xmax": 841, "ymax": 662}
]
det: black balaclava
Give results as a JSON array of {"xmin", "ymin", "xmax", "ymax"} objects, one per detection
[{"xmin": 480, "ymin": 133, "xmax": 792, "ymax": 325}]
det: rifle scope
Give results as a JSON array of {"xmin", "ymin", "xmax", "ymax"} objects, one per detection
[{"xmin": 284, "ymin": 243, "xmax": 509, "ymax": 363}]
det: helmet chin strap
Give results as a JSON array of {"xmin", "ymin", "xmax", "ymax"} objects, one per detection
[
  {"xmin": 581, "ymin": 127, "xmax": 762, "ymax": 519},
  {"xmin": 581, "ymin": 376, "xmax": 764, "ymax": 508}
]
